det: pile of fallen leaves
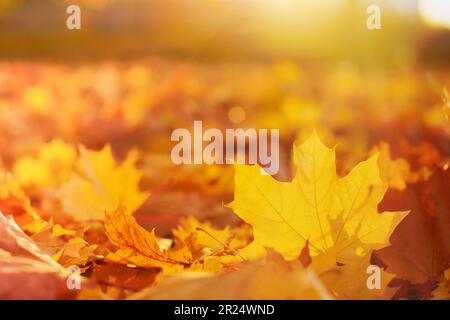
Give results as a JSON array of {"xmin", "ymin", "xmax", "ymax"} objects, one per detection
[{"xmin": 0, "ymin": 59, "xmax": 448, "ymax": 300}]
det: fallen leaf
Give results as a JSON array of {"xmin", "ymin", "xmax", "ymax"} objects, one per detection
[
  {"xmin": 60, "ymin": 145, "xmax": 149, "ymax": 221},
  {"xmin": 104, "ymin": 204, "xmax": 191, "ymax": 272},
  {"xmin": 432, "ymin": 265, "xmax": 450, "ymax": 300},
  {"xmin": 0, "ymin": 171, "xmax": 41, "ymax": 227},
  {"xmin": 0, "ymin": 256, "xmax": 68, "ymax": 299},
  {"xmin": 129, "ymin": 253, "xmax": 331, "ymax": 300},
  {"xmin": 31, "ymin": 219, "xmax": 98, "ymax": 268},
  {"xmin": 0, "ymin": 211, "xmax": 69, "ymax": 299},
  {"xmin": 0, "ymin": 211, "xmax": 62, "ymax": 269},
  {"xmin": 371, "ymin": 142, "xmax": 410, "ymax": 190},
  {"xmin": 173, "ymin": 216, "xmax": 247, "ymax": 261},
  {"xmin": 376, "ymin": 166, "xmax": 450, "ymax": 285},
  {"xmin": 229, "ymin": 131, "xmax": 407, "ymax": 260}
]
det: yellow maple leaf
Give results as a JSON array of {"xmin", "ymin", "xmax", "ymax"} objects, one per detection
[
  {"xmin": 306, "ymin": 216, "xmax": 396, "ymax": 299},
  {"xmin": 60, "ymin": 145, "xmax": 149, "ymax": 221},
  {"xmin": 229, "ymin": 131, "xmax": 407, "ymax": 260}
]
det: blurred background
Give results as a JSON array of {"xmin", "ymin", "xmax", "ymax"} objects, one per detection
[{"xmin": 0, "ymin": 0, "xmax": 449, "ymax": 66}]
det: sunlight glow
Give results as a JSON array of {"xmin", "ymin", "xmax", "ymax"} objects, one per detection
[{"xmin": 419, "ymin": 0, "xmax": 450, "ymax": 29}]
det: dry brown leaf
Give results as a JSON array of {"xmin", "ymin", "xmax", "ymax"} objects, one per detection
[
  {"xmin": 104, "ymin": 204, "xmax": 192, "ymax": 272},
  {"xmin": 376, "ymin": 166, "xmax": 450, "ymax": 285}
]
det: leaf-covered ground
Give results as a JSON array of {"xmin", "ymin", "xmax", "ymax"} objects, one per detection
[{"xmin": 0, "ymin": 60, "xmax": 448, "ymax": 299}]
